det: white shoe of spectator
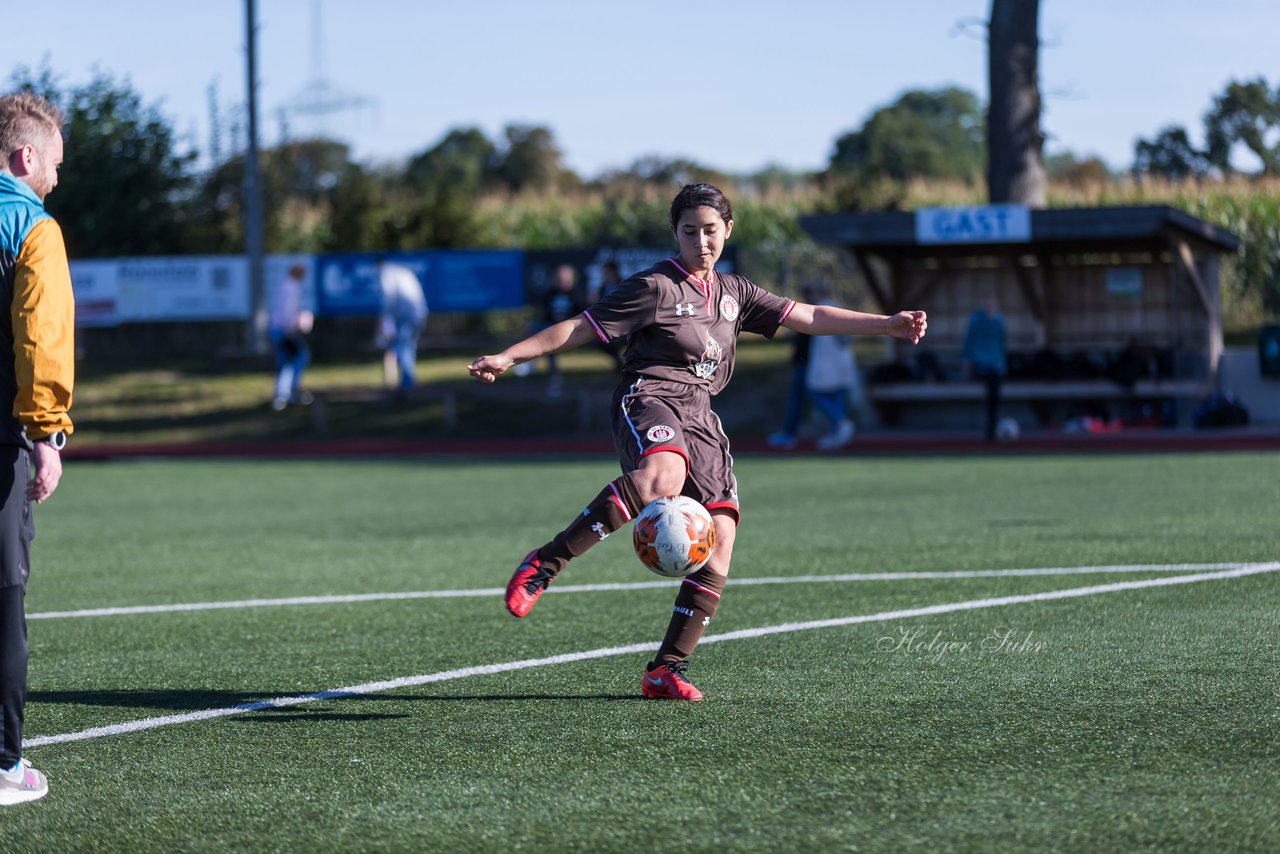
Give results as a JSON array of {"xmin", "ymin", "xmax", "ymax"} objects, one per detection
[
  {"xmin": 817, "ymin": 419, "xmax": 855, "ymax": 450},
  {"xmin": 766, "ymin": 431, "xmax": 797, "ymax": 450}
]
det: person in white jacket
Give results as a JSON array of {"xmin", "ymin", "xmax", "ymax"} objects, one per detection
[
  {"xmin": 375, "ymin": 258, "xmax": 428, "ymax": 390},
  {"xmin": 803, "ymin": 284, "xmax": 859, "ymax": 450}
]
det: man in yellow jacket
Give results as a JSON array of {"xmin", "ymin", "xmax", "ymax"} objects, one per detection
[{"xmin": 0, "ymin": 92, "xmax": 75, "ymax": 806}]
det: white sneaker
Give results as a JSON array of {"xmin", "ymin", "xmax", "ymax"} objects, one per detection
[
  {"xmin": 0, "ymin": 758, "xmax": 48, "ymax": 805},
  {"xmin": 816, "ymin": 419, "xmax": 855, "ymax": 450},
  {"xmin": 766, "ymin": 431, "xmax": 797, "ymax": 450}
]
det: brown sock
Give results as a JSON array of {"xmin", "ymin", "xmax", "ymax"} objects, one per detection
[
  {"xmin": 536, "ymin": 474, "xmax": 646, "ymax": 574},
  {"xmin": 654, "ymin": 567, "xmax": 727, "ymax": 664}
]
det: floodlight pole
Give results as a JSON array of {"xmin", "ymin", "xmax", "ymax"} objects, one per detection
[{"xmin": 244, "ymin": 0, "xmax": 268, "ymax": 352}]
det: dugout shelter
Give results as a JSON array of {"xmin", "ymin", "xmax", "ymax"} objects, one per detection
[{"xmin": 799, "ymin": 205, "xmax": 1240, "ymax": 429}]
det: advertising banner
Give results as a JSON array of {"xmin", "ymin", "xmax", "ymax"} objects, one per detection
[
  {"xmin": 71, "ymin": 255, "xmax": 318, "ymax": 326},
  {"xmin": 68, "ymin": 259, "xmax": 121, "ymax": 327},
  {"xmin": 316, "ymin": 250, "xmax": 524, "ymax": 317},
  {"xmin": 69, "ymin": 249, "xmax": 642, "ymax": 323},
  {"xmin": 428, "ymin": 250, "xmax": 525, "ymax": 312},
  {"xmin": 114, "ymin": 256, "xmax": 250, "ymax": 321}
]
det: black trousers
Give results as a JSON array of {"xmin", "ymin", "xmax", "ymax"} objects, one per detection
[
  {"xmin": 0, "ymin": 446, "xmax": 33, "ymax": 769},
  {"xmin": 974, "ymin": 366, "xmax": 1003, "ymax": 440}
]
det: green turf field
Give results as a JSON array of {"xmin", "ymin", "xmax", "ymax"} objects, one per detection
[{"xmin": 8, "ymin": 452, "xmax": 1280, "ymax": 851}]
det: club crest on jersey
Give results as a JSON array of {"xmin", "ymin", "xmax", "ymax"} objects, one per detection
[
  {"xmin": 693, "ymin": 335, "xmax": 724, "ymax": 379},
  {"xmin": 646, "ymin": 425, "xmax": 676, "ymax": 443},
  {"xmin": 719, "ymin": 295, "xmax": 740, "ymax": 321},
  {"xmin": 674, "ymin": 302, "xmax": 696, "ymax": 317}
]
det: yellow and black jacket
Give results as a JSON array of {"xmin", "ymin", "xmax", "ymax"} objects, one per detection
[{"xmin": 0, "ymin": 173, "xmax": 74, "ymax": 447}]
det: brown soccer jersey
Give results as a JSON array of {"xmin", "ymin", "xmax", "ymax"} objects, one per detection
[
  {"xmin": 582, "ymin": 258, "xmax": 795, "ymax": 395},
  {"xmin": 584, "ymin": 258, "xmax": 796, "ymax": 518}
]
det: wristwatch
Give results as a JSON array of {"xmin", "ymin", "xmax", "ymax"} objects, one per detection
[{"xmin": 37, "ymin": 431, "xmax": 67, "ymax": 451}]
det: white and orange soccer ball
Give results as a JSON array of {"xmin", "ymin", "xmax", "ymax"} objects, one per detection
[{"xmin": 632, "ymin": 496, "xmax": 716, "ymax": 578}]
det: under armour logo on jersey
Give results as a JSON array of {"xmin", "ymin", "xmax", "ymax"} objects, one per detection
[
  {"xmin": 674, "ymin": 302, "xmax": 696, "ymax": 317},
  {"xmin": 591, "ymin": 522, "xmax": 608, "ymax": 541}
]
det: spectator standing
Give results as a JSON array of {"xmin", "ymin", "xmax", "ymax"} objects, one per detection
[
  {"xmin": 375, "ymin": 258, "xmax": 428, "ymax": 391},
  {"xmin": 806, "ymin": 331, "xmax": 858, "ymax": 450},
  {"xmin": 766, "ymin": 314, "xmax": 812, "ymax": 451},
  {"xmin": 587, "ymin": 259, "xmax": 622, "ymax": 304},
  {"xmin": 803, "ymin": 284, "xmax": 858, "ymax": 450},
  {"xmin": 540, "ymin": 264, "xmax": 585, "ymax": 397},
  {"xmin": 963, "ymin": 292, "xmax": 1008, "ymax": 441},
  {"xmin": 768, "ymin": 283, "xmax": 857, "ymax": 450},
  {"xmin": 268, "ymin": 263, "xmax": 314, "ymax": 410},
  {"xmin": 589, "ymin": 260, "xmax": 627, "ymax": 372},
  {"xmin": 0, "ymin": 92, "xmax": 75, "ymax": 806}
]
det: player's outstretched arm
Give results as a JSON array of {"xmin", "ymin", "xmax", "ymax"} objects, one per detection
[
  {"xmin": 783, "ymin": 304, "xmax": 927, "ymax": 345},
  {"xmin": 468, "ymin": 315, "xmax": 598, "ymax": 382}
]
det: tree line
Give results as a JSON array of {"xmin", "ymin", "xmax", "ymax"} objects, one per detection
[{"xmin": 8, "ymin": 64, "xmax": 1279, "ymax": 327}]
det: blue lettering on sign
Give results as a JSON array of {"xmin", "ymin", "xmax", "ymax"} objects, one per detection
[{"xmin": 915, "ymin": 205, "xmax": 1031, "ymax": 244}]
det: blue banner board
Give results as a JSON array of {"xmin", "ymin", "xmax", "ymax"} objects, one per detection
[
  {"xmin": 315, "ymin": 250, "xmax": 525, "ymax": 317},
  {"xmin": 429, "ymin": 250, "xmax": 526, "ymax": 312}
]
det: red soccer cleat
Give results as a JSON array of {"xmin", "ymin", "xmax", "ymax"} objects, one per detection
[
  {"xmin": 505, "ymin": 550, "xmax": 556, "ymax": 618},
  {"xmin": 640, "ymin": 660, "xmax": 704, "ymax": 701}
]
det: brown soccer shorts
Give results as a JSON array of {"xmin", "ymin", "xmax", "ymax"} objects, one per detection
[{"xmin": 610, "ymin": 376, "xmax": 740, "ymax": 521}]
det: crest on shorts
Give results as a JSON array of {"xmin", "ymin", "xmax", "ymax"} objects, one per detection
[
  {"xmin": 646, "ymin": 425, "xmax": 676, "ymax": 443},
  {"xmin": 719, "ymin": 295, "xmax": 740, "ymax": 321}
]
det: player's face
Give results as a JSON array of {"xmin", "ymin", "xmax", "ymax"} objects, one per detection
[
  {"xmin": 674, "ymin": 206, "xmax": 733, "ymax": 277},
  {"xmin": 24, "ymin": 129, "xmax": 63, "ymax": 201}
]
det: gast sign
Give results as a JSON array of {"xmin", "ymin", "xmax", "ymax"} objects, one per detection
[{"xmin": 915, "ymin": 204, "xmax": 1031, "ymax": 244}]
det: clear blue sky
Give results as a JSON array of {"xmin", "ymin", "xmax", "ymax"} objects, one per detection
[{"xmin": 18, "ymin": 0, "xmax": 1280, "ymax": 176}]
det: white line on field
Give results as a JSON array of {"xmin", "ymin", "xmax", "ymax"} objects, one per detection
[
  {"xmin": 26, "ymin": 563, "xmax": 1264, "ymax": 620},
  {"xmin": 26, "ymin": 561, "xmax": 1279, "ymax": 749}
]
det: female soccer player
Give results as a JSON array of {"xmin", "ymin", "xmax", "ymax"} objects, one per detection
[{"xmin": 468, "ymin": 184, "xmax": 927, "ymax": 701}]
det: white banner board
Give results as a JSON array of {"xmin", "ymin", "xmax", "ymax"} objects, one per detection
[
  {"xmin": 68, "ymin": 260, "xmax": 121, "ymax": 327},
  {"xmin": 114, "ymin": 257, "xmax": 249, "ymax": 321},
  {"xmin": 69, "ymin": 255, "xmax": 317, "ymax": 326}
]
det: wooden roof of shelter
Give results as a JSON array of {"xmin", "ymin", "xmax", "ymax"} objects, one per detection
[{"xmin": 799, "ymin": 205, "xmax": 1240, "ymax": 258}]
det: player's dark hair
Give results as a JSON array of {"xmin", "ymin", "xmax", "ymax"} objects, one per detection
[{"xmin": 669, "ymin": 183, "xmax": 733, "ymax": 230}]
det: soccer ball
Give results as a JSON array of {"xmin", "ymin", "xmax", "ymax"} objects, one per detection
[
  {"xmin": 632, "ymin": 496, "xmax": 716, "ymax": 578},
  {"xmin": 996, "ymin": 417, "xmax": 1021, "ymax": 441}
]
